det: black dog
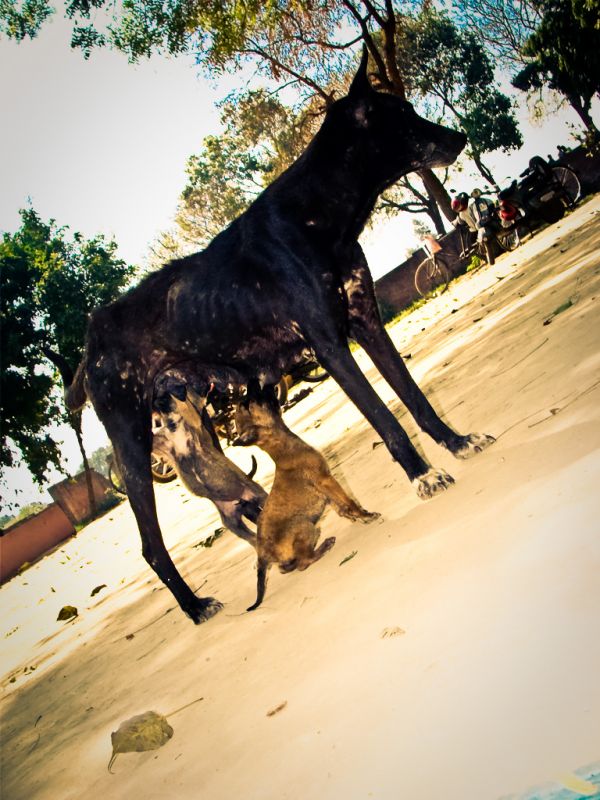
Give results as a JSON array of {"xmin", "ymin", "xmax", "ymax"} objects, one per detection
[{"xmin": 65, "ymin": 50, "xmax": 493, "ymax": 623}]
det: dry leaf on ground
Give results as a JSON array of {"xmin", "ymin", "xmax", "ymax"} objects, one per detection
[
  {"xmin": 56, "ymin": 606, "xmax": 78, "ymax": 621},
  {"xmin": 266, "ymin": 702, "xmax": 287, "ymax": 717},
  {"xmin": 380, "ymin": 627, "xmax": 406, "ymax": 639},
  {"xmin": 108, "ymin": 711, "xmax": 174, "ymax": 773}
]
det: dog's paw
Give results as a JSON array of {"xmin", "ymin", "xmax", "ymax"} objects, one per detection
[
  {"xmin": 321, "ymin": 536, "xmax": 337, "ymax": 552},
  {"xmin": 360, "ymin": 510, "xmax": 381, "ymax": 524},
  {"xmin": 186, "ymin": 596, "xmax": 224, "ymax": 625},
  {"xmin": 451, "ymin": 433, "xmax": 496, "ymax": 460},
  {"xmin": 413, "ymin": 469, "xmax": 455, "ymax": 500}
]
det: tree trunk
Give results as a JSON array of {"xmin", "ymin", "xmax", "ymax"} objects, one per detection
[
  {"xmin": 419, "ymin": 168, "xmax": 455, "ymax": 224},
  {"xmin": 426, "ymin": 194, "xmax": 447, "ymax": 235},
  {"xmin": 71, "ymin": 411, "xmax": 97, "ymax": 520},
  {"xmin": 470, "ymin": 151, "xmax": 498, "ymax": 190},
  {"xmin": 569, "ymin": 95, "xmax": 600, "ymax": 141}
]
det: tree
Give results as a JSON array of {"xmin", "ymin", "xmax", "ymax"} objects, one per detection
[
  {"xmin": 78, "ymin": 442, "xmax": 113, "ymax": 479},
  {"xmin": 1, "ymin": 1, "xmax": 460, "ymax": 223},
  {"xmin": 0, "ymin": 207, "xmax": 135, "ymax": 511},
  {"xmin": 453, "ymin": 0, "xmax": 542, "ymax": 71},
  {"xmin": 397, "ymin": 8, "xmax": 523, "ymax": 188},
  {"xmin": 512, "ymin": 0, "xmax": 600, "ymax": 139},
  {"xmin": 165, "ymin": 89, "xmax": 316, "ymax": 252}
]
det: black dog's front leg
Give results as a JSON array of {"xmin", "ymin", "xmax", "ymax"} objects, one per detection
[
  {"xmin": 307, "ymin": 334, "xmax": 454, "ymax": 498},
  {"xmin": 343, "ymin": 254, "xmax": 495, "ymax": 460},
  {"xmin": 102, "ymin": 404, "xmax": 223, "ymax": 624}
]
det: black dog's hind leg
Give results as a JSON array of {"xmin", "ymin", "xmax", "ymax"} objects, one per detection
[
  {"xmin": 98, "ymin": 397, "xmax": 223, "ymax": 624},
  {"xmin": 343, "ymin": 252, "xmax": 495, "ymax": 460}
]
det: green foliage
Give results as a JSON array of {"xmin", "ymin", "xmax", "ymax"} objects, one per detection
[
  {"xmin": 397, "ymin": 8, "xmax": 522, "ymax": 183},
  {"xmin": 512, "ymin": 0, "xmax": 600, "ymax": 135},
  {"xmin": 466, "ymin": 254, "xmax": 484, "ymax": 272},
  {"xmin": 0, "ymin": 501, "xmax": 46, "ymax": 530},
  {"xmin": 172, "ymin": 89, "xmax": 314, "ymax": 249},
  {"xmin": 0, "ymin": 207, "xmax": 135, "ymax": 492},
  {"xmin": 77, "ymin": 443, "xmax": 113, "ymax": 478},
  {"xmin": 0, "ymin": 0, "xmax": 54, "ymax": 40}
]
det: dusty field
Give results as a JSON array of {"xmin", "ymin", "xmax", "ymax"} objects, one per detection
[{"xmin": 2, "ymin": 196, "xmax": 599, "ymax": 800}]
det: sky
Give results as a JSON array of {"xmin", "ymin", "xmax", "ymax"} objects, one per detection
[{"xmin": 0, "ymin": 9, "xmax": 592, "ymax": 513}]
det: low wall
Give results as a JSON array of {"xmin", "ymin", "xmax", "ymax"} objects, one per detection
[
  {"xmin": 48, "ymin": 469, "xmax": 114, "ymax": 526},
  {"xmin": 0, "ymin": 503, "xmax": 75, "ymax": 583}
]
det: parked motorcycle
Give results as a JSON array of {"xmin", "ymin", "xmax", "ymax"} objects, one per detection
[{"xmin": 497, "ymin": 155, "xmax": 581, "ymax": 234}]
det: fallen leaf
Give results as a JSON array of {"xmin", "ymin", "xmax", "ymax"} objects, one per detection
[
  {"xmin": 108, "ymin": 711, "xmax": 173, "ymax": 773},
  {"xmin": 125, "ymin": 633, "xmax": 135, "ymax": 641},
  {"xmin": 380, "ymin": 626, "xmax": 406, "ymax": 639},
  {"xmin": 339, "ymin": 551, "xmax": 357, "ymax": 566},
  {"xmin": 91, "ymin": 584, "xmax": 107, "ymax": 597},
  {"xmin": 57, "ymin": 606, "xmax": 78, "ymax": 622},
  {"xmin": 266, "ymin": 702, "xmax": 287, "ymax": 717},
  {"xmin": 372, "ymin": 441, "xmax": 384, "ymax": 449},
  {"xmin": 193, "ymin": 528, "xmax": 225, "ymax": 549}
]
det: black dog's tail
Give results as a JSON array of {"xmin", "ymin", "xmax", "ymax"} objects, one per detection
[
  {"xmin": 247, "ymin": 558, "xmax": 269, "ymax": 612},
  {"xmin": 42, "ymin": 347, "xmax": 88, "ymax": 412}
]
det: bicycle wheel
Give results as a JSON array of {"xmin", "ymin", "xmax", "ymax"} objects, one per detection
[
  {"xmin": 551, "ymin": 165, "xmax": 581, "ymax": 208},
  {"xmin": 150, "ymin": 452, "xmax": 177, "ymax": 483},
  {"xmin": 495, "ymin": 227, "xmax": 520, "ymax": 252},
  {"xmin": 414, "ymin": 256, "xmax": 450, "ymax": 297}
]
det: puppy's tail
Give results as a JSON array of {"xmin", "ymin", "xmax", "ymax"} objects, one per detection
[
  {"xmin": 246, "ymin": 455, "xmax": 258, "ymax": 480},
  {"xmin": 247, "ymin": 558, "xmax": 269, "ymax": 612},
  {"xmin": 42, "ymin": 347, "xmax": 88, "ymax": 412}
]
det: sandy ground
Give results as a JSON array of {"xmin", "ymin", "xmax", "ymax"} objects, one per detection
[{"xmin": 1, "ymin": 196, "xmax": 600, "ymax": 800}]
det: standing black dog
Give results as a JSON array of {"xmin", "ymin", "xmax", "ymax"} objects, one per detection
[{"xmin": 66, "ymin": 50, "xmax": 493, "ymax": 623}]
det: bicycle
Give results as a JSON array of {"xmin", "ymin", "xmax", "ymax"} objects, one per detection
[
  {"xmin": 550, "ymin": 164, "xmax": 581, "ymax": 209},
  {"xmin": 414, "ymin": 234, "xmax": 451, "ymax": 297}
]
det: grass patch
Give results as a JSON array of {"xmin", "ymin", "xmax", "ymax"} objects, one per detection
[
  {"xmin": 384, "ymin": 296, "xmax": 429, "ymax": 328},
  {"xmin": 466, "ymin": 254, "xmax": 484, "ymax": 272}
]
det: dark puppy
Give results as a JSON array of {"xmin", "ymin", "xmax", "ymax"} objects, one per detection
[
  {"xmin": 152, "ymin": 376, "xmax": 267, "ymax": 545},
  {"xmin": 234, "ymin": 386, "xmax": 379, "ymax": 611},
  {"xmin": 63, "ymin": 50, "xmax": 493, "ymax": 623}
]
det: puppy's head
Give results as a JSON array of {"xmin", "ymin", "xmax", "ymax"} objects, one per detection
[
  {"xmin": 153, "ymin": 379, "xmax": 207, "ymax": 433},
  {"xmin": 233, "ymin": 383, "xmax": 281, "ymax": 447}
]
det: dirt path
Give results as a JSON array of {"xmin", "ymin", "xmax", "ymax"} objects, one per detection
[{"xmin": 2, "ymin": 197, "xmax": 599, "ymax": 800}]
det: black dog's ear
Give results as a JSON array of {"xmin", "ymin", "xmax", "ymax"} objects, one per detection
[{"xmin": 348, "ymin": 46, "xmax": 372, "ymax": 99}]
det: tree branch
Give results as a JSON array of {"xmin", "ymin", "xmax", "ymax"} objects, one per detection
[
  {"xmin": 245, "ymin": 40, "xmax": 334, "ymax": 105},
  {"xmin": 342, "ymin": 0, "xmax": 393, "ymax": 91}
]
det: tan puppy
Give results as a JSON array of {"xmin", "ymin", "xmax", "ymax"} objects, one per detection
[{"xmin": 234, "ymin": 385, "xmax": 379, "ymax": 610}]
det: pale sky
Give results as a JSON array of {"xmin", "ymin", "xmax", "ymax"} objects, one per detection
[{"xmin": 0, "ymin": 12, "xmax": 592, "ymax": 512}]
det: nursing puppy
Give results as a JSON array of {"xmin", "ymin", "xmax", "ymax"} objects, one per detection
[
  {"xmin": 234, "ymin": 384, "xmax": 379, "ymax": 610},
  {"xmin": 153, "ymin": 374, "xmax": 267, "ymax": 545}
]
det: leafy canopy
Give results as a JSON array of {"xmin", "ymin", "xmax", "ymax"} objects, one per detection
[
  {"xmin": 0, "ymin": 207, "xmax": 135, "ymax": 493},
  {"xmin": 512, "ymin": 0, "xmax": 600, "ymax": 135}
]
